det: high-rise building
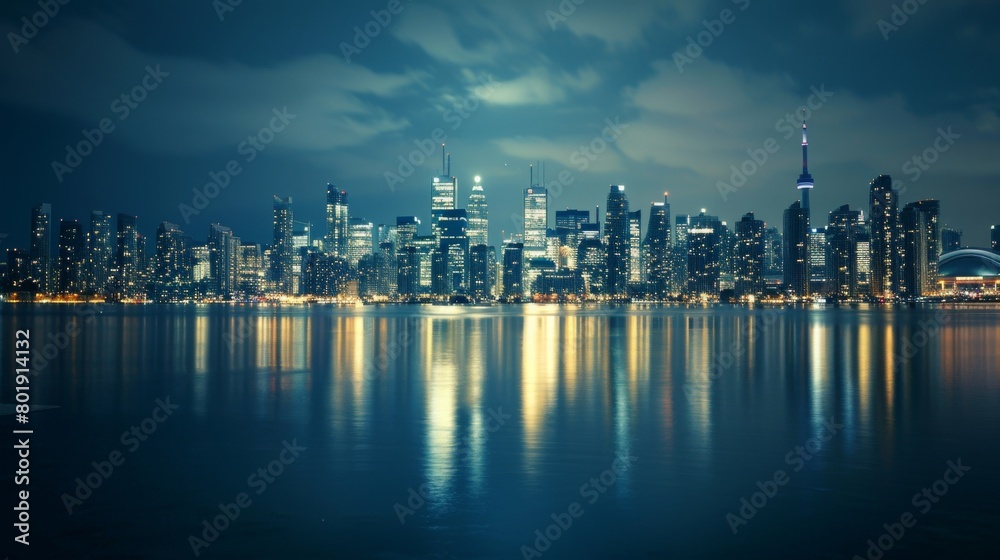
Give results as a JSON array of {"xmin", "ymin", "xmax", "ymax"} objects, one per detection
[
  {"xmin": 470, "ymin": 244, "xmax": 492, "ymax": 301},
  {"xmin": 672, "ymin": 215, "xmax": 690, "ymax": 294},
  {"xmin": 827, "ymin": 205, "xmax": 862, "ymax": 298},
  {"xmin": 113, "ymin": 213, "xmax": 141, "ymax": 300},
  {"xmin": 687, "ymin": 210, "xmax": 722, "ymax": 298},
  {"xmin": 347, "ymin": 218, "xmax": 374, "ymax": 269},
  {"xmin": 209, "ymin": 224, "xmax": 240, "ymax": 298},
  {"xmin": 325, "ymin": 185, "xmax": 349, "ymax": 258},
  {"xmin": 153, "ymin": 222, "xmax": 191, "ymax": 302},
  {"xmin": 578, "ymin": 239, "xmax": 605, "ymax": 297},
  {"xmin": 900, "ymin": 200, "xmax": 941, "ymax": 298},
  {"xmin": 467, "ymin": 176, "xmax": 489, "ymax": 248},
  {"xmin": 556, "ymin": 209, "xmax": 591, "ymax": 230},
  {"xmin": 237, "ymin": 243, "xmax": 264, "ymax": 297},
  {"xmin": 604, "ymin": 185, "xmax": 630, "ymax": 299},
  {"xmin": 396, "ymin": 217, "xmax": 420, "ymax": 249},
  {"xmin": 502, "ymin": 242, "xmax": 524, "ymax": 301},
  {"xmin": 808, "ymin": 227, "xmax": 827, "ymax": 294},
  {"xmin": 523, "ymin": 185, "xmax": 548, "ymax": 259},
  {"xmin": 992, "ymin": 225, "xmax": 999, "ymax": 251},
  {"xmin": 57, "ymin": 220, "xmax": 84, "ymax": 294},
  {"xmin": 763, "ymin": 227, "xmax": 783, "ymax": 278},
  {"xmin": 85, "ymin": 211, "xmax": 113, "ymax": 295},
  {"xmin": 735, "ymin": 212, "xmax": 765, "ymax": 300},
  {"xmin": 437, "ymin": 209, "xmax": 469, "ymax": 294},
  {"xmin": 29, "ymin": 203, "xmax": 52, "ymax": 293},
  {"xmin": 869, "ymin": 174, "xmax": 898, "ymax": 298},
  {"xmin": 271, "ymin": 196, "xmax": 294, "ymax": 294},
  {"xmin": 783, "ymin": 201, "xmax": 810, "ymax": 298},
  {"xmin": 941, "ymin": 227, "xmax": 962, "ymax": 254},
  {"xmin": 5, "ymin": 249, "xmax": 31, "ymax": 293},
  {"xmin": 397, "ymin": 246, "xmax": 420, "ymax": 299},
  {"xmin": 431, "ymin": 147, "xmax": 457, "ymax": 242},
  {"xmin": 629, "ymin": 210, "xmax": 642, "ymax": 285},
  {"xmin": 643, "ymin": 194, "xmax": 671, "ymax": 299}
]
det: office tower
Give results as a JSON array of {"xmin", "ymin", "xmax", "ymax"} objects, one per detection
[
  {"xmin": 375, "ymin": 242, "xmax": 397, "ymax": 297},
  {"xmin": 5, "ymin": 249, "xmax": 31, "ymax": 292},
  {"xmin": 827, "ymin": 205, "xmax": 861, "ymax": 298},
  {"xmin": 735, "ymin": 213, "xmax": 765, "ymax": 300},
  {"xmin": 325, "ymin": 185, "xmax": 349, "ymax": 258},
  {"xmin": 629, "ymin": 210, "xmax": 642, "ymax": 284},
  {"xmin": 783, "ymin": 201, "xmax": 810, "ymax": 298},
  {"xmin": 523, "ymin": 185, "xmax": 548, "ymax": 259},
  {"xmin": 576, "ymin": 239, "xmax": 605, "ymax": 298},
  {"xmin": 502, "ymin": 242, "xmax": 524, "ymax": 301},
  {"xmin": 687, "ymin": 210, "xmax": 722, "ymax": 298},
  {"xmin": 396, "ymin": 217, "xmax": 420, "ymax": 249},
  {"xmin": 556, "ymin": 209, "xmax": 591, "ymax": 230},
  {"xmin": 347, "ymin": 218, "xmax": 374, "ymax": 269},
  {"xmin": 941, "ymin": 227, "xmax": 962, "ymax": 254},
  {"xmin": 85, "ymin": 211, "xmax": 113, "ymax": 295},
  {"xmin": 302, "ymin": 253, "xmax": 351, "ymax": 297},
  {"xmin": 208, "ymin": 224, "xmax": 240, "ymax": 298},
  {"xmin": 191, "ymin": 245, "xmax": 211, "ymax": 284},
  {"xmin": 643, "ymin": 194, "xmax": 671, "ymax": 299},
  {"xmin": 718, "ymin": 222, "xmax": 736, "ymax": 278},
  {"xmin": 797, "ymin": 123, "xmax": 815, "ymax": 212},
  {"xmin": 291, "ymin": 222, "xmax": 313, "ymax": 294},
  {"xmin": 57, "ymin": 220, "xmax": 84, "ymax": 294},
  {"xmin": 470, "ymin": 244, "xmax": 492, "ymax": 301},
  {"xmin": 604, "ymin": 185, "xmax": 630, "ymax": 299},
  {"xmin": 29, "ymin": 203, "xmax": 52, "ymax": 293},
  {"xmin": 856, "ymin": 222, "xmax": 872, "ymax": 294},
  {"xmin": 152, "ymin": 222, "xmax": 191, "ymax": 302},
  {"xmin": 869, "ymin": 174, "xmax": 898, "ymax": 298},
  {"xmin": 271, "ymin": 196, "xmax": 294, "ymax": 294},
  {"xmin": 808, "ymin": 227, "xmax": 827, "ymax": 294},
  {"xmin": 397, "ymin": 246, "xmax": 420, "ymax": 299},
  {"xmin": 111, "ymin": 213, "xmax": 141, "ymax": 300},
  {"xmin": 900, "ymin": 200, "xmax": 941, "ymax": 298},
  {"xmin": 672, "ymin": 215, "xmax": 690, "ymax": 294},
  {"xmin": 763, "ymin": 227, "xmax": 783, "ymax": 278},
  {"xmin": 992, "ymin": 225, "xmax": 999, "ymax": 251},
  {"xmin": 467, "ymin": 176, "xmax": 489, "ymax": 248},
  {"xmin": 431, "ymin": 146, "xmax": 457, "ymax": 241},
  {"xmin": 237, "ymin": 243, "xmax": 263, "ymax": 297},
  {"xmin": 437, "ymin": 209, "xmax": 469, "ymax": 294}
]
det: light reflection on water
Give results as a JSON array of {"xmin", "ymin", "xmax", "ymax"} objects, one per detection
[{"xmin": 3, "ymin": 303, "xmax": 999, "ymax": 558}]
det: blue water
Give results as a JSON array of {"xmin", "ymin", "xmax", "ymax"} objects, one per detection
[{"xmin": 3, "ymin": 304, "xmax": 999, "ymax": 559}]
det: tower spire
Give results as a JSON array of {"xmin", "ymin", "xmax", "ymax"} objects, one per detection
[{"xmin": 796, "ymin": 122, "xmax": 814, "ymax": 210}]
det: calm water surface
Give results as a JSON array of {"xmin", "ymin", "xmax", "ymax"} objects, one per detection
[{"xmin": 3, "ymin": 304, "xmax": 999, "ymax": 559}]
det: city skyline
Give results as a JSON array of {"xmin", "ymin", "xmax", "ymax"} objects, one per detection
[{"xmin": 2, "ymin": 1, "xmax": 1000, "ymax": 253}]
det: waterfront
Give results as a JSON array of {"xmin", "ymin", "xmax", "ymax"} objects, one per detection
[{"xmin": 3, "ymin": 304, "xmax": 999, "ymax": 558}]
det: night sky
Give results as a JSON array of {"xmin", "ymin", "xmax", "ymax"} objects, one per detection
[{"xmin": 1, "ymin": 0, "xmax": 998, "ymax": 251}]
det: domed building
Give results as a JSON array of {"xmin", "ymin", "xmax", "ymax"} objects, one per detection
[{"xmin": 938, "ymin": 249, "xmax": 1000, "ymax": 294}]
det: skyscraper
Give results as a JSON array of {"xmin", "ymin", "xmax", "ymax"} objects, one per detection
[
  {"xmin": 347, "ymin": 217, "xmax": 374, "ymax": 269},
  {"xmin": 808, "ymin": 227, "xmax": 827, "ymax": 294},
  {"xmin": 783, "ymin": 201, "xmax": 810, "ymax": 298},
  {"xmin": 523, "ymin": 185, "xmax": 548, "ymax": 260},
  {"xmin": 209, "ymin": 223, "xmax": 240, "ymax": 298},
  {"xmin": 502, "ymin": 242, "xmax": 524, "ymax": 301},
  {"xmin": 735, "ymin": 212, "xmax": 765, "ymax": 300},
  {"xmin": 629, "ymin": 210, "xmax": 642, "ymax": 285},
  {"xmin": 643, "ymin": 194, "xmax": 671, "ymax": 299},
  {"xmin": 992, "ymin": 225, "xmax": 999, "ymax": 251},
  {"xmin": 900, "ymin": 199, "xmax": 941, "ymax": 298},
  {"xmin": 687, "ymin": 210, "xmax": 722, "ymax": 298},
  {"xmin": 869, "ymin": 174, "xmax": 898, "ymax": 298},
  {"xmin": 467, "ymin": 176, "xmax": 489, "ymax": 248},
  {"xmin": 437, "ymin": 209, "xmax": 469, "ymax": 294},
  {"xmin": 827, "ymin": 205, "xmax": 862, "ymax": 298},
  {"xmin": 153, "ymin": 222, "xmax": 191, "ymax": 302},
  {"xmin": 29, "ymin": 203, "xmax": 52, "ymax": 293},
  {"xmin": 470, "ymin": 244, "xmax": 492, "ymax": 301},
  {"xmin": 431, "ymin": 146, "xmax": 457, "ymax": 241},
  {"xmin": 763, "ymin": 226, "xmax": 783, "ymax": 278},
  {"xmin": 86, "ymin": 211, "xmax": 113, "ymax": 295},
  {"xmin": 57, "ymin": 220, "xmax": 84, "ymax": 294},
  {"xmin": 604, "ymin": 185, "xmax": 630, "ymax": 299},
  {"xmin": 271, "ymin": 196, "xmax": 294, "ymax": 294},
  {"xmin": 325, "ymin": 185, "xmax": 349, "ymax": 258},
  {"xmin": 940, "ymin": 227, "xmax": 962, "ymax": 254},
  {"xmin": 672, "ymin": 215, "xmax": 690, "ymax": 294},
  {"xmin": 113, "ymin": 213, "xmax": 141, "ymax": 300}
]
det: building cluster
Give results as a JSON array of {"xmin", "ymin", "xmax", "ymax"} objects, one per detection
[{"xmin": 4, "ymin": 134, "xmax": 999, "ymax": 303}]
